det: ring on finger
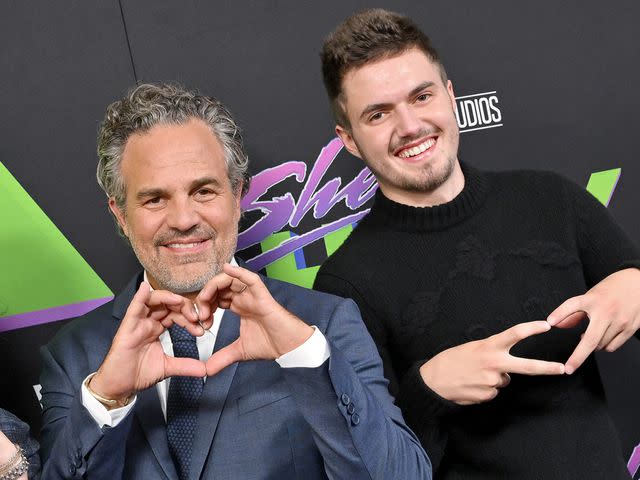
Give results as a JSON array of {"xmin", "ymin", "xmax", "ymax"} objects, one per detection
[{"xmin": 192, "ymin": 302, "xmax": 210, "ymax": 334}]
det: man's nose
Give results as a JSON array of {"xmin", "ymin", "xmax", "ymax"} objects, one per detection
[
  {"xmin": 395, "ymin": 105, "xmax": 422, "ymax": 138},
  {"xmin": 166, "ymin": 198, "xmax": 200, "ymax": 231}
]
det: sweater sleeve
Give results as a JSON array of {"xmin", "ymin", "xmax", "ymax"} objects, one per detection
[
  {"xmin": 562, "ymin": 176, "xmax": 640, "ymax": 285},
  {"xmin": 314, "ymin": 269, "xmax": 458, "ymax": 471}
]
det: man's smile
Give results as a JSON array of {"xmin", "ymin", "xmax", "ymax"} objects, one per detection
[
  {"xmin": 395, "ymin": 137, "xmax": 437, "ymax": 160},
  {"xmin": 160, "ymin": 238, "xmax": 212, "ymax": 254}
]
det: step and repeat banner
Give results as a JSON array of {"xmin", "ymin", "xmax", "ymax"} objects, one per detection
[{"xmin": 2, "ymin": 1, "xmax": 639, "ymax": 475}]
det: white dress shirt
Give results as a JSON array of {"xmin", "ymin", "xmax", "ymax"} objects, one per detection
[{"xmin": 82, "ymin": 260, "xmax": 330, "ymax": 428}]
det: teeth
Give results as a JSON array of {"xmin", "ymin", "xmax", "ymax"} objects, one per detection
[
  {"xmin": 398, "ymin": 138, "xmax": 436, "ymax": 158},
  {"xmin": 167, "ymin": 242, "xmax": 200, "ymax": 248}
]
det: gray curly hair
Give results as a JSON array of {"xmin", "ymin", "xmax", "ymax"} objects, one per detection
[{"xmin": 97, "ymin": 83, "xmax": 250, "ymax": 221}]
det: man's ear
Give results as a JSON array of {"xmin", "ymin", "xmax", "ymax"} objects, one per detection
[
  {"xmin": 447, "ymin": 80, "xmax": 457, "ymax": 111},
  {"xmin": 234, "ymin": 181, "xmax": 243, "ymax": 214},
  {"xmin": 236, "ymin": 180, "xmax": 243, "ymax": 204},
  {"xmin": 335, "ymin": 124, "xmax": 362, "ymax": 159},
  {"xmin": 108, "ymin": 198, "xmax": 128, "ymax": 237}
]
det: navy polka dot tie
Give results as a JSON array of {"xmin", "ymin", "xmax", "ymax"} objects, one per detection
[{"xmin": 166, "ymin": 325, "xmax": 204, "ymax": 480}]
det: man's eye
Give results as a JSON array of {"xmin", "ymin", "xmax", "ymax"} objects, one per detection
[
  {"xmin": 195, "ymin": 188, "xmax": 215, "ymax": 199},
  {"xmin": 416, "ymin": 93, "xmax": 431, "ymax": 102},
  {"xmin": 368, "ymin": 111, "xmax": 385, "ymax": 122},
  {"xmin": 146, "ymin": 197, "xmax": 161, "ymax": 205}
]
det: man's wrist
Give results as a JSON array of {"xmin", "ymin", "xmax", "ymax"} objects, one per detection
[
  {"xmin": 277, "ymin": 324, "xmax": 315, "ymax": 357},
  {"xmin": 0, "ymin": 434, "xmax": 16, "ymax": 464},
  {"xmin": 85, "ymin": 372, "xmax": 132, "ymax": 409},
  {"xmin": 271, "ymin": 309, "xmax": 315, "ymax": 357},
  {"xmin": 0, "ymin": 444, "xmax": 28, "ymax": 479},
  {"xmin": 276, "ymin": 326, "xmax": 330, "ymax": 368}
]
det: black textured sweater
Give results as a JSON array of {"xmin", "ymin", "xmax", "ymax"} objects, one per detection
[{"xmin": 314, "ymin": 164, "xmax": 639, "ymax": 479}]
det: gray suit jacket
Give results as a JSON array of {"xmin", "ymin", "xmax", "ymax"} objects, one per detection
[{"xmin": 39, "ymin": 273, "xmax": 431, "ymax": 479}]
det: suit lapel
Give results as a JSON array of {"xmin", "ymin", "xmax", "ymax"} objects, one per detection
[
  {"xmin": 113, "ymin": 274, "xmax": 178, "ymax": 479},
  {"xmin": 135, "ymin": 387, "xmax": 179, "ymax": 480},
  {"xmin": 190, "ymin": 309, "xmax": 240, "ymax": 480}
]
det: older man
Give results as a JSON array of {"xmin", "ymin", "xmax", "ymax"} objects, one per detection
[
  {"xmin": 314, "ymin": 8, "xmax": 640, "ymax": 479},
  {"xmin": 39, "ymin": 83, "xmax": 430, "ymax": 480}
]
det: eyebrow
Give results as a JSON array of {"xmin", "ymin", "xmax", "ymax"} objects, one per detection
[
  {"xmin": 409, "ymin": 81, "xmax": 435, "ymax": 98},
  {"xmin": 189, "ymin": 177, "xmax": 224, "ymax": 192},
  {"xmin": 135, "ymin": 177, "xmax": 224, "ymax": 200},
  {"xmin": 359, "ymin": 81, "xmax": 436, "ymax": 121},
  {"xmin": 136, "ymin": 188, "xmax": 165, "ymax": 201}
]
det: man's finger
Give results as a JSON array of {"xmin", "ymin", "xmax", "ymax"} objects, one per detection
[
  {"xmin": 553, "ymin": 311, "xmax": 587, "ymax": 329},
  {"xmin": 222, "ymin": 263, "xmax": 260, "ymax": 289},
  {"xmin": 496, "ymin": 372, "xmax": 511, "ymax": 388},
  {"xmin": 198, "ymin": 273, "xmax": 234, "ymax": 301},
  {"xmin": 206, "ymin": 340, "xmax": 243, "ymax": 376},
  {"xmin": 597, "ymin": 322, "xmax": 622, "ymax": 350},
  {"xmin": 192, "ymin": 302, "xmax": 214, "ymax": 331},
  {"xmin": 120, "ymin": 282, "xmax": 154, "ymax": 333},
  {"xmin": 196, "ymin": 273, "xmax": 234, "ymax": 320},
  {"xmin": 547, "ymin": 295, "xmax": 586, "ymax": 326},
  {"xmin": 564, "ymin": 319, "xmax": 609, "ymax": 374},
  {"xmin": 164, "ymin": 356, "xmax": 206, "ymax": 378},
  {"xmin": 231, "ymin": 279, "xmax": 248, "ymax": 294},
  {"xmin": 149, "ymin": 307, "xmax": 171, "ymax": 323},
  {"xmin": 491, "ymin": 321, "xmax": 553, "ymax": 349},
  {"xmin": 147, "ymin": 290, "xmax": 186, "ymax": 309},
  {"xmin": 604, "ymin": 330, "xmax": 634, "ymax": 353},
  {"xmin": 150, "ymin": 297, "xmax": 199, "ymax": 324},
  {"xmin": 506, "ymin": 356, "xmax": 565, "ymax": 375},
  {"xmin": 163, "ymin": 312, "xmax": 205, "ymax": 337},
  {"xmin": 125, "ymin": 282, "xmax": 153, "ymax": 320}
]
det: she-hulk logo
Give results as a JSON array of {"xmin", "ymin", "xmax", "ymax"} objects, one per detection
[{"xmin": 237, "ymin": 137, "xmax": 377, "ymax": 288}]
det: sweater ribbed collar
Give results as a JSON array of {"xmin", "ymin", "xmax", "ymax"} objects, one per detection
[{"xmin": 366, "ymin": 162, "xmax": 489, "ymax": 232}]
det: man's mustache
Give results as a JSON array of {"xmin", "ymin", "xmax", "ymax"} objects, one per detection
[{"xmin": 153, "ymin": 226, "xmax": 216, "ymax": 246}]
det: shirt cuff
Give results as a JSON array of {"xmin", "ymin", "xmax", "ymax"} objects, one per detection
[
  {"xmin": 80, "ymin": 373, "xmax": 137, "ymax": 428},
  {"xmin": 275, "ymin": 326, "xmax": 330, "ymax": 368}
]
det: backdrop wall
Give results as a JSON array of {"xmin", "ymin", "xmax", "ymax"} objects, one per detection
[{"xmin": 1, "ymin": 1, "xmax": 639, "ymax": 475}]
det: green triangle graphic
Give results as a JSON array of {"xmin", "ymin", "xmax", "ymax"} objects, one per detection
[
  {"xmin": 0, "ymin": 162, "xmax": 112, "ymax": 321},
  {"xmin": 586, "ymin": 168, "xmax": 621, "ymax": 207},
  {"xmin": 261, "ymin": 225, "xmax": 354, "ymax": 288}
]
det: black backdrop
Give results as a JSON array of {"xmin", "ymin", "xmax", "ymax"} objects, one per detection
[{"xmin": 1, "ymin": 1, "xmax": 639, "ymax": 475}]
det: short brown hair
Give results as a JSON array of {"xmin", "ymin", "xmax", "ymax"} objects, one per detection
[{"xmin": 321, "ymin": 9, "xmax": 447, "ymax": 127}]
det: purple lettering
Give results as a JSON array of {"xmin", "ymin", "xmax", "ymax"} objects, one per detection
[
  {"xmin": 237, "ymin": 137, "xmax": 378, "ymax": 268},
  {"xmin": 238, "ymin": 162, "xmax": 306, "ymax": 250},
  {"xmin": 628, "ymin": 444, "xmax": 640, "ymax": 477},
  {"xmin": 290, "ymin": 138, "xmax": 377, "ymax": 226}
]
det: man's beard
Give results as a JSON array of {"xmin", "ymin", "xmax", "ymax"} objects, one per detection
[
  {"xmin": 130, "ymin": 225, "xmax": 238, "ymax": 295},
  {"xmin": 145, "ymin": 254, "xmax": 226, "ymax": 294},
  {"xmin": 399, "ymin": 154, "xmax": 456, "ymax": 193},
  {"xmin": 368, "ymin": 150, "xmax": 457, "ymax": 194}
]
